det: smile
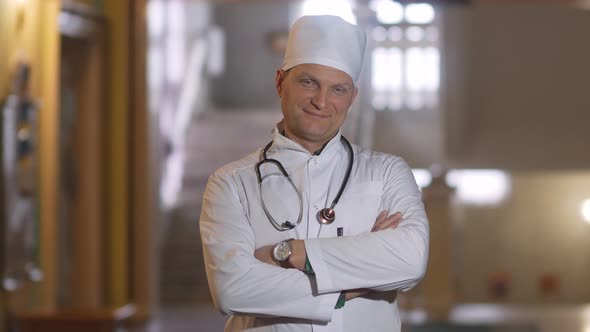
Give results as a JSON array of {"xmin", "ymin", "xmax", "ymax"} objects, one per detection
[{"xmin": 303, "ymin": 109, "xmax": 330, "ymax": 118}]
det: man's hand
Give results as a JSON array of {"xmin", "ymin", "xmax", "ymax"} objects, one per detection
[
  {"xmin": 254, "ymin": 245, "xmax": 277, "ymax": 266},
  {"xmin": 371, "ymin": 210, "xmax": 403, "ymax": 232},
  {"xmin": 344, "ymin": 288, "xmax": 369, "ymax": 301},
  {"xmin": 254, "ymin": 211, "xmax": 403, "ymax": 305}
]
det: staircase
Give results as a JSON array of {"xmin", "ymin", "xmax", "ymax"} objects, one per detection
[{"xmin": 159, "ymin": 110, "xmax": 281, "ymax": 305}]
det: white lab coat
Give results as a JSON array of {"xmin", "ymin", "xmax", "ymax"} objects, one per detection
[{"xmin": 200, "ymin": 129, "xmax": 429, "ymax": 332}]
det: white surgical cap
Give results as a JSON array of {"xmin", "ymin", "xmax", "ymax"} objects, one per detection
[{"xmin": 281, "ymin": 15, "xmax": 367, "ymax": 82}]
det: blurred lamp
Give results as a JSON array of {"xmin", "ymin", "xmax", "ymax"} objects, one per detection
[{"xmin": 581, "ymin": 198, "xmax": 590, "ymax": 224}]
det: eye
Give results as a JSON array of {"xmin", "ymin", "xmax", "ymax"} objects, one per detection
[
  {"xmin": 300, "ymin": 79, "xmax": 316, "ymax": 88},
  {"xmin": 332, "ymin": 86, "xmax": 349, "ymax": 95}
]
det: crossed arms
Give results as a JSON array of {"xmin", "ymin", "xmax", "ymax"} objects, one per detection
[{"xmin": 199, "ymin": 157, "xmax": 429, "ymax": 322}]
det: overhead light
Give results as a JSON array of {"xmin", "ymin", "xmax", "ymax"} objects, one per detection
[
  {"xmin": 581, "ymin": 199, "xmax": 590, "ymax": 224},
  {"xmin": 446, "ymin": 169, "xmax": 510, "ymax": 206}
]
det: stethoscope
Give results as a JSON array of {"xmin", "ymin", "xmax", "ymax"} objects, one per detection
[{"xmin": 255, "ymin": 136, "xmax": 354, "ymax": 231}]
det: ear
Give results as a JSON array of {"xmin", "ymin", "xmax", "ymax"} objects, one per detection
[
  {"xmin": 351, "ymin": 86, "xmax": 359, "ymax": 104},
  {"xmin": 275, "ymin": 69, "xmax": 286, "ymax": 96}
]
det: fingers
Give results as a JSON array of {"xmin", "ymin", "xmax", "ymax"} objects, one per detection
[
  {"xmin": 372, "ymin": 211, "xmax": 403, "ymax": 232},
  {"xmin": 344, "ymin": 288, "xmax": 370, "ymax": 301},
  {"xmin": 371, "ymin": 210, "xmax": 387, "ymax": 231},
  {"xmin": 375, "ymin": 210, "xmax": 387, "ymax": 223}
]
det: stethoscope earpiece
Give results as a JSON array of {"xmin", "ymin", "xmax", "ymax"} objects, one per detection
[{"xmin": 318, "ymin": 208, "xmax": 336, "ymax": 225}]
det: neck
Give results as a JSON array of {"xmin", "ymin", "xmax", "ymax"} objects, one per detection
[
  {"xmin": 277, "ymin": 120, "xmax": 336, "ymax": 154},
  {"xmin": 282, "ymin": 131, "xmax": 332, "ymax": 155}
]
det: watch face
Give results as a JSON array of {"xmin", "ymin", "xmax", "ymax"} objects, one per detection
[{"xmin": 273, "ymin": 241, "xmax": 292, "ymax": 262}]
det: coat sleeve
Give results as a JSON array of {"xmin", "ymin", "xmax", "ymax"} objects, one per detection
[
  {"xmin": 199, "ymin": 171, "xmax": 340, "ymax": 321},
  {"xmin": 304, "ymin": 156, "xmax": 429, "ymax": 294}
]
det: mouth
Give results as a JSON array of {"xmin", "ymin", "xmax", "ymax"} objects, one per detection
[{"xmin": 302, "ymin": 109, "xmax": 330, "ymax": 119}]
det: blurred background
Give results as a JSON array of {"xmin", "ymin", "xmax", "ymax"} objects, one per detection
[{"xmin": 1, "ymin": 0, "xmax": 590, "ymax": 331}]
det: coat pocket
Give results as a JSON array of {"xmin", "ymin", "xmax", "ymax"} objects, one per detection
[{"xmin": 336, "ymin": 181, "xmax": 383, "ymax": 236}]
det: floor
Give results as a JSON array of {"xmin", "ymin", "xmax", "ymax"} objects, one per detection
[{"xmin": 136, "ymin": 303, "xmax": 590, "ymax": 332}]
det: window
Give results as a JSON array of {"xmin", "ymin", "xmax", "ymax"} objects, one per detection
[
  {"xmin": 296, "ymin": 0, "xmax": 357, "ymax": 24},
  {"xmin": 370, "ymin": 0, "xmax": 439, "ymax": 111}
]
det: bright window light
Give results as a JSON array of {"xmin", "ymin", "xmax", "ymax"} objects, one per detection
[
  {"xmin": 411, "ymin": 169, "xmax": 432, "ymax": 189},
  {"xmin": 405, "ymin": 3, "xmax": 435, "ymax": 24},
  {"xmin": 147, "ymin": 0, "xmax": 165, "ymax": 39},
  {"xmin": 301, "ymin": 0, "xmax": 357, "ymax": 24},
  {"xmin": 372, "ymin": 26, "xmax": 388, "ymax": 42},
  {"xmin": 165, "ymin": 1, "xmax": 185, "ymax": 84},
  {"xmin": 370, "ymin": 0, "xmax": 403, "ymax": 24},
  {"xmin": 406, "ymin": 26, "xmax": 425, "ymax": 42},
  {"xmin": 405, "ymin": 47, "xmax": 439, "ymax": 91},
  {"xmin": 581, "ymin": 199, "xmax": 590, "ymax": 224},
  {"xmin": 446, "ymin": 170, "xmax": 511, "ymax": 205},
  {"xmin": 388, "ymin": 27, "xmax": 403, "ymax": 41},
  {"xmin": 372, "ymin": 47, "xmax": 402, "ymax": 91}
]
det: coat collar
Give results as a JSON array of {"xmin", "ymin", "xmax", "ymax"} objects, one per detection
[{"xmin": 267, "ymin": 123, "xmax": 344, "ymax": 158}]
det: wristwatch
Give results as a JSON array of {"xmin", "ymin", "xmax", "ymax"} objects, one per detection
[{"xmin": 273, "ymin": 239, "xmax": 293, "ymax": 263}]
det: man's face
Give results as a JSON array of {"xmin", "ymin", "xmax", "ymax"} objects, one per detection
[{"xmin": 275, "ymin": 63, "xmax": 358, "ymax": 151}]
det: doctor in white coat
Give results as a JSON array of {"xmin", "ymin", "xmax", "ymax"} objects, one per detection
[{"xmin": 200, "ymin": 15, "xmax": 429, "ymax": 332}]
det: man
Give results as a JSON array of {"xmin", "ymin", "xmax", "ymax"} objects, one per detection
[{"xmin": 200, "ymin": 15, "xmax": 429, "ymax": 331}]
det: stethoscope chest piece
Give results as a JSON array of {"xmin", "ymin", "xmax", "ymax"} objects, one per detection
[
  {"xmin": 318, "ymin": 208, "xmax": 336, "ymax": 225},
  {"xmin": 257, "ymin": 135, "xmax": 353, "ymax": 231}
]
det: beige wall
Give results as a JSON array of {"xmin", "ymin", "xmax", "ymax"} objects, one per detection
[
  {"xmin": 368, "ymin": 3, "xmax": 590, "ymax": 304},
  {"xmin": 454, "ymin": 170, "xmax": 590, "ymax": 303},
  {"xmin": 443, "ymin": 4, "xmax": 590, "ymax": 170}
]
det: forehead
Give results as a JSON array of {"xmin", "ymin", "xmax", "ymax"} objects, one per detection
[{"xmin": 289, "ymin": 63, "xmax": 354, "ymax": 85}]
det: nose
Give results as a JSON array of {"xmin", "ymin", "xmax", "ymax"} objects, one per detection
[{"xmin": 310, "ymin": 89, "xmax": 328, "ymax": 110}]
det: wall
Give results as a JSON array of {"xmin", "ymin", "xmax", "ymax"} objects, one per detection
[
  {"xmin": 440, "ymin": 3, "xmax": 590, "ymax": 304},
  {"xmin": 442, "ymin": 3, "xmax": 590, "ymax": 170},
  {"xmin": 372, "ymin": 110, "xmax": 444, "ymax": 168},
  {"xmin": 210, "ymin": 2, "xmax": 289, "ymax": 110},
  {"xmin": 454, "ymin": 171, "xmax": 590, "ymax": 303},
  {"xmin": 362, "ymin": 2, "xmax": 590, "ymax": 304},
  {"xmin": 0, "ymin": 0, "xmax": 61, "ymax": 312},
  {"xmin": 1, "ymin": 0, "xmax": 155, "ymax": 318}
]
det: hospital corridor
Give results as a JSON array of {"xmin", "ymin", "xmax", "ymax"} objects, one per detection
[{"xmin": 1, "ymin": 0, "xmax": 590, "ymax": 331}]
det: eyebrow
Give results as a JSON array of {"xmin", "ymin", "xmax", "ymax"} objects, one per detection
[{"xmin": 296, "ymin": 71, "xmax": 354, "ymax": 89}]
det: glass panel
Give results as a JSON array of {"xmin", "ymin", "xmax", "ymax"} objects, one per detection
[
  {"xmin": 406, "ymin": 26, "xmax": 425, "ymax": 42},
  {"xmin": 405, "ymin": 47, "xmax": 439, "ymax": 92},
  {"xmin": 147, "ymin": 0, "xmax": 166, "ymax": 39},
  {"xmin": 370, "ymin": 0, "xmax": 403, "ymax": 24},
  {"xmin": 372, "ymin": 47, "xmax": 389, "ymax": 91},
  {"xmin": 405, "ymin": 47, "xmax": 424, "ymax": 91},
  {"xmin": 369, "ymin": 2, "xmax": 440, "ymax": 112},
  {"xmin": 389, "ymin": 93, "xmax": 403, "ymax": 111},
  {"xmin": 301, "ymin": 0, "xmax": 357, "ymax": 24},
  {"xmin": 388, "ymin": 26, "xmax": 403, "ymax": 42},
  {"xmin": 424, "ymin": 47, "xmax": 440, "ymax": 91},
  {"xmin": 165, "ymin": 1, "xmax": 186, "ymax": 85},
  {"xmin": 372, "ymin": 26, "xmax": 387, "ymax": 42},
  {"xmin": 405, "ymin": 3, "xmax": 435, "ymax": 24}
]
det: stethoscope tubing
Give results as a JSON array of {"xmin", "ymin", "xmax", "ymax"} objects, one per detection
[{"xmin": 255, "ymin": 136, "xmax": 353, "ymax": 231}]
